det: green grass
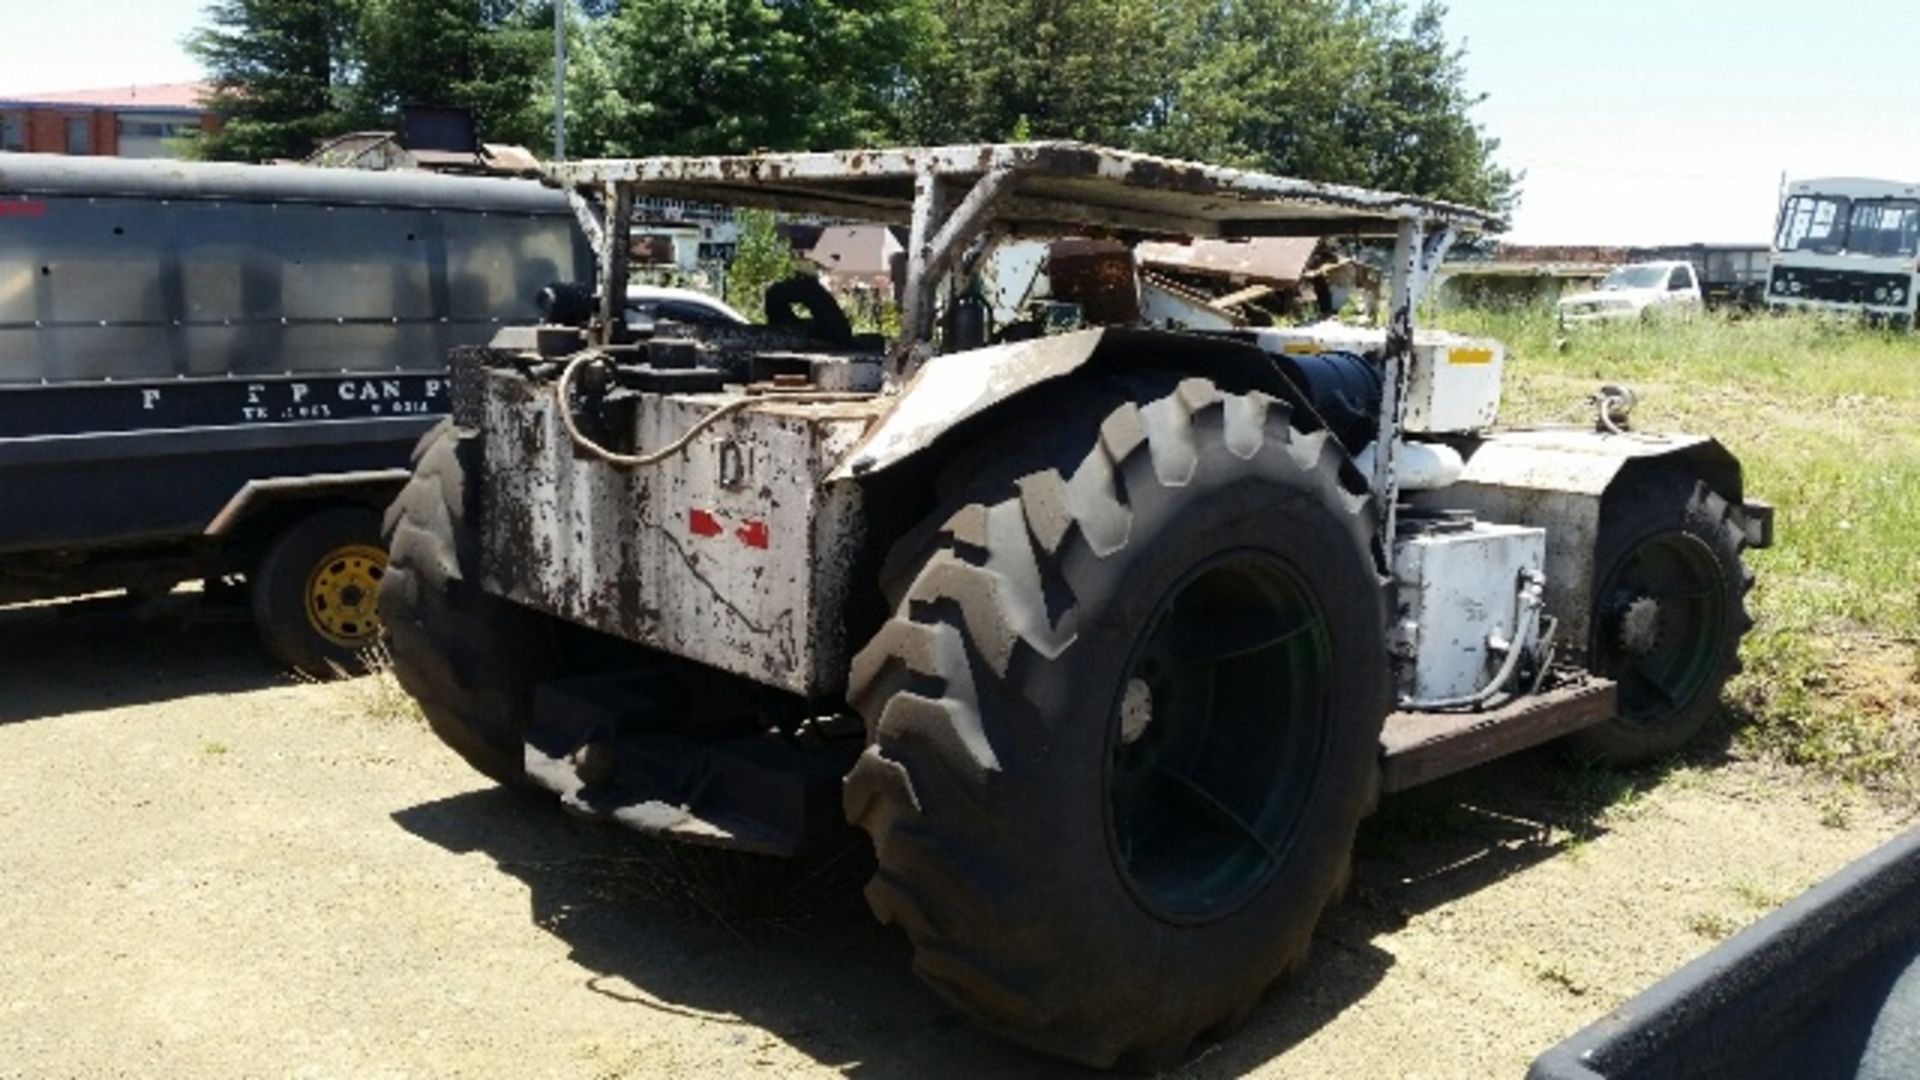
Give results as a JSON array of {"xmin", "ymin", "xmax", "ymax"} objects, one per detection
[{"xmin": 1438, "ymin": 307, "xmax": 1920, "ymax": 794}]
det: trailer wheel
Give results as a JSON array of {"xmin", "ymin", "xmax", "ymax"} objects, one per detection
[
  {"xmin": 1569, "ymin": 475, "xmax": 1753, "ymax": 765},
  {"xmin": 844, "ymin": 377, "xmax": 1389, "ymax": 1068},
  {"xmin": 378, "ymin": 421, "xmax": 554, "ymax": 785},
  {"xmin": 251, "ymin": 507, "xmax": 387, "ymax": 677}
]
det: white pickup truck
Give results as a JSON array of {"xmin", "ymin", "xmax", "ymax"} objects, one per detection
[{"xmin": 1558, "ymin": 259, "xmax": 1704, "ymax": 324}]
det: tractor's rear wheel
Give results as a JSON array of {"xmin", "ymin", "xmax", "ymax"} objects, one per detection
[
  {"xmin": 844, "ymin": 377, "xmax": 1390, "ymax": 1068},
  {"xmin": 1568, "ymin": 474, "xmax": 1753, "ymax": 765},
  {"xmin": 379, "ymin": 420, "xmax": 557, "ymax": 785}
]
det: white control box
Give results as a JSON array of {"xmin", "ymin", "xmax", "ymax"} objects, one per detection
[
  {"xmin": 1391, "ymin": 519, "xmax": 1546, "ymax": 703},
  {"xmin": 1253, "ymin": 321, "xmax": 1506, "ymax": 433}
]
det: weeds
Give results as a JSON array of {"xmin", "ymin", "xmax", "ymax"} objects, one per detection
[
  {"xmin": 1685, "ymin": 911, "xmax": 1742, "ymax": 940},
  {"xmin": 1730, "ymin": 877, "xmax": 1788, "ymax": 910},
  {"xmin": 1442, "ymin": 308, "xmax": 1920, "ymax": 796},
  {"xmin": 340, "ymin": 641, "xmax": 426, "ymax": 727}
]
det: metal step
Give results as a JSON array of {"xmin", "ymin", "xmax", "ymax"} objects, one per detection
[{"xmin": 1379, "ymin": 676, "xmax": 1618, "ymax": 793}]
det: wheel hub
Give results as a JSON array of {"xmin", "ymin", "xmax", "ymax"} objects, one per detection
[
  {"xmin": 1118, "ymin": 678, "xmax": 1155, "ymax": 745},
  {"xmin": 305, "ymin": 543, "xmax": 388, "ymax": 649},
  {"xmin": 1617, "ymin": 595, "xmax": 1662, "ymax": 656}
]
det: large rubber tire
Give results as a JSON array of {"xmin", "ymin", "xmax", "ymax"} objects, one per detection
[
  {"xmin": 379, "ymin": 420, "xmax": 555, "ymax": 785},
  {"xmin": 1567, "ymin": 474, "xmax": 1753, "ymax": 765},
  {"xmin": 252, "ymin": 507, "xmax": 387, "ymax": 678},
  {"xmin": 844, "ymin": 377, "xmax": 1391, "ymax": 1069}
]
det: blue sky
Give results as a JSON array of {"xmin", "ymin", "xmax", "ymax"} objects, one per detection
[{"xmin": 7, "ymin": 0, "xmax": 1919, "ymax": 245}]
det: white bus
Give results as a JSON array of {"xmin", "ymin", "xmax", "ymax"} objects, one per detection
[{"xmin": 1768, "ymin": 177, "xmax": 1920, "ymax": 327}]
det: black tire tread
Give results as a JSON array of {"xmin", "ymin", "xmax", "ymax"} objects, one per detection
[
  {"xmin": 378, "ymin": 420, "xmax": 548, "ymax": 785},
  {"xmin": 845, "ymin": 376, "xmax": 1382, "ymax": 1068},
  {"xmin": 1569, "ymin": 473, "xmax": 1754, "ymax": 764}
]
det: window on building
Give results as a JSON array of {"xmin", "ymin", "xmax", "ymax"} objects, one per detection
[
  {"xmin": 66, "ymin": 116, "xmax": 90, "ymax": 154},
  {"xmin": 1, "ymin": 112, "xmax": 23, "ymax": 151},
  {"xmin": 116, "ymin": 113, "xmax": 203, "ymax": 159}
]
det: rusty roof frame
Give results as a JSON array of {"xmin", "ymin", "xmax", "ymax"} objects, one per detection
[
  {"xmin": 552, "ymin": 141, "xmax": 1498, "ymax": 355},
  {"xmin": 546, "ymin": 141, "xmax": 1500, "ymax": 239}
]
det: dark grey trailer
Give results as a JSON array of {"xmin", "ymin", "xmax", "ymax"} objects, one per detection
[{"xmin": 0, "ymin": 152, "xmax": 590, "ymax": 673}]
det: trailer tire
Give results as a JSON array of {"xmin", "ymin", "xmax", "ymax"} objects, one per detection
[
  {"xmin": 844, "ymin": 377, "xmax": 1389, "ymax": 1069},
  {"xmin": 252, "ymin": 507, "xmax": 388, "ymax": 678},
  {"xmin": 1569, "ymin": 475, "xmax": 1753, "ymax": 765},
  {"xmin": 379, "ymin": 420, "xmax": 553, "ymax": 785}
]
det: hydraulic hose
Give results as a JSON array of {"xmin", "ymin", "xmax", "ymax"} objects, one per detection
[{"xmin": 552, "ymin": 352, "xmax": 871, "ymax": 470}]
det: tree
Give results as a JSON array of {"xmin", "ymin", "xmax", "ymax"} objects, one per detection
[
  {"xmin": 1142, "ymin": 0, "xmax": 1515, "ymax": 213},
  {"xmin": 188, "ymin": 0, "xmax": 355, "ymax": 161},
  {"xmin": 577, "ymin": 0, "xmax": 938, "ymax": 156},
  {"xmin": 351, "ymin": 0, "xmax": 552, "ymax": 147},
  {"xmin": 905, "ymin": 0, "xmax": 1209, "ymax": 145},
  {"xmin": 723, "ymin": 209, "xmax": 807, "ymax": 316},
  {"xmin": 906, "ymin": 0, "xmax": 1515, "ymax": 214}
]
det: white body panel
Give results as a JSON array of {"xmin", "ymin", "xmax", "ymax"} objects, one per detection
[
  {"xmin": 479, "ymin": 371, "xmax": 881, "ymax": 695},
  {"xmin": 1392, "ymin": 521, "xmax": 1546, "ymax": 702}
]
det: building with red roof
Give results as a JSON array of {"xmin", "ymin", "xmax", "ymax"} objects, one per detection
[{"xmin": 0, "ymin": 82, "xmax": 217, "ymax": 159}]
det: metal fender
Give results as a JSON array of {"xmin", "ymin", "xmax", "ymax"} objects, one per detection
[
  {"xmin": 828, "ymin": 326, "xmax": 1303, "ymax": 482},
  {"xmin": 1408, "ymin": 428, "xmax": 1747, "ymax": 654}
]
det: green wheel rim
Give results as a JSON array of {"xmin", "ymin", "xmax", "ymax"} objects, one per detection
[
  {"xmin": 1596, "ymin": 531, "xmax": 1728, "ymax": 727},
  {"xmin": 1104, "ymin": 550, "xmax": 1331, "ymax": 924}
]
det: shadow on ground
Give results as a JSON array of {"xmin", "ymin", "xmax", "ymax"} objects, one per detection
[
  {"xmin": 394, "ymin": 727, "xmax": 1743, "ymax": 1077},
  {"xmin": 0, "ymin": 592, "xmax": 284, "ymax": 725}
]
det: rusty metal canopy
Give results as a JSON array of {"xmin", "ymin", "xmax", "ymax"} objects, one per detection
[{"xmin": 546, "ymin": 141, "xmax": 1500, "ymax": 239}]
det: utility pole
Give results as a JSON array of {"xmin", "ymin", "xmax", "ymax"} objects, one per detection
[{"xmin": 553, "ymin": 0, "xmax": 567, "ymax": 162}]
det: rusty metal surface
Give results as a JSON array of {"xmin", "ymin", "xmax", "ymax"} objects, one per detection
[
  {"xmin": 1379, "ymin": 676, "xmax": 1618, "ymax": 792},
  {"xmin": 1046, "ymin": 239, "xmax": 1142, "ymax": 325},
  {"xmin": 545, "ymin": 142, "xmax": 1500, "ymax": 239},
  {"xmin": 479, "ymin": 369, "xmax": 885, "ymax": 696},
  {"xmin": 1135, "ymin": 236, "xmax": 1321, "ymax": 284}
]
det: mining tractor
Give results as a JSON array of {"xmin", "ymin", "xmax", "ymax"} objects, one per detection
[{"xmin": 378, "ymin": 143, "xmax": 1771, "ymax": 1068}]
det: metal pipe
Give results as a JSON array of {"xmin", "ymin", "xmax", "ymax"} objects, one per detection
[
  {"xmin": 1376, "ymin": 217, "xmax": 1421, "ymax": 559},
  {"xmin": 553, "ymin": 0, "xmax": 567, "ymax": 162},
  {"xmin": 593, "ymin": 182, "xmax": 633, "ymax": 344}
]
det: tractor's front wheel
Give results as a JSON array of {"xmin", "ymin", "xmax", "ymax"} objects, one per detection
[
  {"xmin": 1569, "ymin": 474, "xmax": 1753, "ymax": 765},
  {"xmin": 844, "ymin": 377, "xmax": 1391, "ymax": 1068}
]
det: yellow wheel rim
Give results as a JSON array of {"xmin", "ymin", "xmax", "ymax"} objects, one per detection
[{"xmin": 305, "ymin": 543, "xmax": 387, "ymax": 648}]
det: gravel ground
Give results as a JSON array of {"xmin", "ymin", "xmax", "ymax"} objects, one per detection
[{"xmin": 0, "ymin": 599, "xmax": 1911, "ymax": 1078}]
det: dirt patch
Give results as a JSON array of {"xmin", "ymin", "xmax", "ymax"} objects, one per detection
[{"xmin": 0, "ymin": 604, "xmax": 1912, "ymax": 1077}]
